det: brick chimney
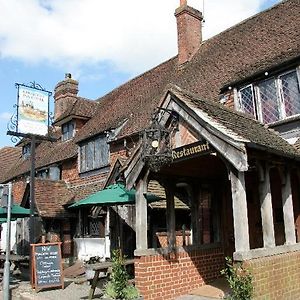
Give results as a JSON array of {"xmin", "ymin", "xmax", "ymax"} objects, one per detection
[
  {"xmin": 175, "ymin": 0, "xmax": 203, "ymax": 65},
  {"xmin": 54, "ymin": 73, "xmax": 78, "ymax": 120}
]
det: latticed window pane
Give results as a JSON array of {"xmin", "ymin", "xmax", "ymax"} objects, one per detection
[
  {"xmin": 239, "ymin": 85, "xmax": 255, "ymax": 117},
  {"xmin": 89, "ymin": 219, "xmax": 100, "ymax": 236},
  {"xmin": 258, "ymin": 79, "xmax": 280, "ymax": 124},
  {"xmin": 280, "ymin": 71, "xmax": 300, "ymax": 117}
]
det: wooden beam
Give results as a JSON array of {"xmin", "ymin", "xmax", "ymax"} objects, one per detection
[
  {"xmin": 165, "ymin": 182, "xmax": 176, "ymax": 250},
  {"xmin": 164, "ymin": 100, "xmax": 248, "ymax": 172},
  {"xmin": 281, "ymin": 168, "xmax": 296, "ymax": 245},
  {"xmin": 257, "ymin": 162, "xmax": 275, "ymax": 248},
  {"xmin": 135, "ymin": 171, "xmax": 149, "ymax": 250},
  {"xmin": 230, "ymin": 169, "xmax": 250, "ymax": 252}
]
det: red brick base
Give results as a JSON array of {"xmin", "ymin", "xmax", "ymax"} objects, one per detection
[
  {"xmin": 135, "ymin": 246, "xmax": 224, "ymax": 300},
  {"xmin": 244, "ymin": 250, "xmax": 300, "ymax": 300}
]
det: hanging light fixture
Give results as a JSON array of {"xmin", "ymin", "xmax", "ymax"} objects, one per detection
[{"xmin": 142, "ymin": 108, "xmax": 179, "ymax": 172}]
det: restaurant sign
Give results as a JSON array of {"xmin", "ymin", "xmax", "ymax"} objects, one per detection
[
  {"xmin": 172, "ymin": 141, "xmax": 211, "ymax": 162},
  {"xmin": 17, "ymin": 84, "xmax": 50, "ymax": 136}
]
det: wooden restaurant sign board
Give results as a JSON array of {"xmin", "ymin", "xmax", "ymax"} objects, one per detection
[
  {"xmin": 31, "ymin": 242, "xmax": 64, "ymax": 291},
  {"xmin": 172, "ymin": 141, "xmax": 211, "ymax": 162}
]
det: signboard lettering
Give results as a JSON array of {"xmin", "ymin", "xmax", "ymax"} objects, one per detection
[
  {"xmin": 31, "ymin": 242, "xmax": 64, "ymax": 291},
  {"xmin": 18, "ymin": 85, "xmax": 50, "ymax": 136},
  {"xmin": 172, "ymin": 141, "xmax": 211, "ymax": 161}
]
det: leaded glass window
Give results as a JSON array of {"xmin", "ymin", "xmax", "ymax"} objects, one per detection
[
  {"xmin": 257, "ymin": 78, "xmax": 280, "ymax": 124},
  {"xmin": 236, "ymin": 67, "xmax": 300, "ymax": 124},
  {"xmin": 280, "ymin": 71, "xmax": 300, "ymax": 117},
  {"xmin": 238, "ymin": 85, "xmax": 256, "ymax": 117}
]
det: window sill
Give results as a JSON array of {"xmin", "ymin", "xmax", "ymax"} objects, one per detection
[
  {"xmin": 266, "ymin": 114, "xmax": 300, "ymax": 127},
  {"xmin": 79, "ymin": 165, "xmax": 110, "ymax": 178}
]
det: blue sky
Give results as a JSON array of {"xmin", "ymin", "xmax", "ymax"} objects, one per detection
[{"xmin": 0, "ymin": 0, "xmax": 280, "ymax": 148}]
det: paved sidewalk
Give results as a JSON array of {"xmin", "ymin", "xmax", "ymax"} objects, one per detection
[{"xmin": 0, "ymin": 278, "xmax": 104, "ymax": 300}]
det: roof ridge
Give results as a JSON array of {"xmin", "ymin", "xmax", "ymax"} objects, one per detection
[
  {"xmin": 198, "ymin": 0, "xmax": 285, "ymax": 51},
  {"xmin": 96, "ymin": 56, "xmax": 177, "ymax": 102}
]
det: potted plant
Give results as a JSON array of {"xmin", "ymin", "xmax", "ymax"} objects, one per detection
[{"xmin": 103, "ymin": 250, "xmax": 142, "ymax": 300}]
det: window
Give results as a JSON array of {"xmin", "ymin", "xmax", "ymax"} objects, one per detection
[
  {"xmin": 36, "ymin": 166, "xmax": 61, "ymax": 180},
  {"xmin": 62, "ymin": 121, "xmax": 75, "ymax": 141},
  {"xmin": 22, "ymin": 144, "xmax": 31, "ymax": 159},
  {"xmin": 80, "ymin": 135, "xmax": 109, "ymax": 173},
  {"xmin": 238, "ymin": 85, "xmax": 256, "ymax": 117},
  {"xmin": 238, "ymin": 68, "xmax": 300, "ymax": 124}
]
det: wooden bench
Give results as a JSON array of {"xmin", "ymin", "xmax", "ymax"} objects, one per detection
[{"xmin": 86, "ymin": 258, "xmax": 134, "ymax": 299}]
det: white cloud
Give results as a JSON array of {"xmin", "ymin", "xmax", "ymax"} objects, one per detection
[
  {"xmin": 0, "ymin": 0, "xmax": 274, "ymax": 75},
  {"xmin": 0, "ymin": 112, "xmax": 12, "ymax": 121}
]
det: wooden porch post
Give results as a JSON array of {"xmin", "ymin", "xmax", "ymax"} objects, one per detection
[
  {"xmin": 258, "ymin": 163, "xmax": 275, "ymax": 248},
  {"xmin": 165, "ymin": 182, "xmax": 176, "ymax": 250},
  {"xmin": 281, "ymin": 168, "xmax": 296, "ymax": 245},
  {"xmin": 230, "ymin": 169, "xmax": 250, "ymax": 252},
  {"xmin": 135, "ymin": 173, "xmax": 149, "ymax": 250}
]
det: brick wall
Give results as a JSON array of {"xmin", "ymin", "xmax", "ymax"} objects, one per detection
[
  {"xmin": 135, "ymin": 246, "xmax": 224, "ymax": 300},
  {"xmin": 223, "ymin": 90, "xmax": 235, "ymax": 110},
  {"xmin": 244, "ymin": 250, "xmax": 300, "ymax": 300}
]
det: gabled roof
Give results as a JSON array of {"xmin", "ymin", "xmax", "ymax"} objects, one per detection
[
  {"xmin": 124, "ymin": 84, "xmax": 300, "ymax": 188},
  {"xmin": 168, "ymin": 85, "xmax": 300, "ymax": 160},
  {"xmin": 148, "ymin": 180, "xmax": 189, "ymax": 210},
  {"xmin": 0, "ymin": 147, "xmax": 22, "ymax": 183},
  {"xmin": 54, "ymin": 97, "xmax": 98, "ymax": 125},
  {"xmin": 76, "ymin": 0, "xmax": 300, "ymax": 143}
]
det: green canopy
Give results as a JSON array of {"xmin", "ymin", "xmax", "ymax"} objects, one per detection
[
  {"xmin": 69, "ymin": 183, "xmax": 161, "ymax": 209},
  {"xmin": 0, "ymin": 217, "xmax": 16, "ymax": 224},
  {"xmin": 0, "ymin": 204, "xmax": 31, "ymax": 219}
]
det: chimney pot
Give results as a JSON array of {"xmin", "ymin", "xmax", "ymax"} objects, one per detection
[{"xmin": 180, "ymin": 0, "xmax": 187, "ymax": 6}]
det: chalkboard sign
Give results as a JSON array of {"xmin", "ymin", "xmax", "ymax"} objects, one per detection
[{"xmin": 31, "ymin": 242, "xmax": 64, "ymax": 291}]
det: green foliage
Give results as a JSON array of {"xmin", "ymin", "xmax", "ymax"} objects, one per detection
[
  {"xmin": 104, "ymin": 249, "xmax": 140, "ymax": 300},
  {"xmin": 221, "ymin": 257, "xmax": 253, "ymax": 300}
]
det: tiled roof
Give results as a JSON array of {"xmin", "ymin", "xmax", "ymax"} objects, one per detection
[
  {"xmin": 76, "ymin": 0, "xmax": 300, "ymax": 143},
  {"xmin": 6, "ymin": 138, "xmax": 78, "ymax": 181},
  {"xmin": 54, "ymin": 97, "xmax": 98, "ymax": 124},
  {"xmin": 34, "ymin": 179, "xmax": 75, "ymax": 218},
  {"xmin": 68, "ymin": 180, "xmax": 106, "ymax": 202},
  {"xmin": 169, "ymin": 84, "xmax": 300, "ymax": 159},
  {"xmin": 148, "ymin": 180, "xmax": 189, "ymax": 210},
  {"xmin": 0, "ymin": 147, "xmax": 22, "ymax": 183}
]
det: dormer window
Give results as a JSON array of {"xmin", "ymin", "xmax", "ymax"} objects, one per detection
[
  {"xmin": 62, "ymin": 121, "xmax": 75, "ymax": 141},
  {"xmin": 237, "ymin": 68, "xmax": 300, "ymax": 124}
]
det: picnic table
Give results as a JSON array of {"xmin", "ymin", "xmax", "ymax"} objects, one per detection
[
  {"xmin": 0, "ymin": 254, "xmax": 30, "ymax": 275},
  {"xmin": 86, "ymin": 258, "xmax": 135, "ymax": 299}
]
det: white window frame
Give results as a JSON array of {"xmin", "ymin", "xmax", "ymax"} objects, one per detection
[
  {"xmin": 236, "ymin": 65, "xmax": 300, "ymax": 124},
  {"xmin": 237, "ymin": 84, "xmax": 257, "ymax": 118}
]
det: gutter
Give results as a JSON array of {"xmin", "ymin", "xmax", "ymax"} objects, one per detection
[{"xmin": 246, "ymin": 142, "xmax": 300, "ymax": 162}]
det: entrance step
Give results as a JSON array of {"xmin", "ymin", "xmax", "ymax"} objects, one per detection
[{"xmin": 176, "ymin": 277, "xmax": 230, "ymax": 300}]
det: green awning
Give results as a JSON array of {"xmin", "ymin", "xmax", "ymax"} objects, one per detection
[
  {"xmin": 0, "ymin": 217, "xmax": 16, "ymax": 224},
  {"xmin": 69, "ymin": 183, "xmax": 161, "ymax": 209},
  {"xmin": 0, "ymin": 204, "xmax": 31, "ymax": 218}
]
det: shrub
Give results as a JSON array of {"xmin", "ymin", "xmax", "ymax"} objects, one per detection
[
  {"xmin": 104, "ymin": 249, "xmax": 140, "ymax": 300},
  {"xmin": 221, "ymin": 257, "xmax": 253, "ymax": 300}
]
